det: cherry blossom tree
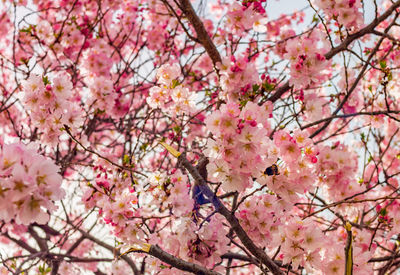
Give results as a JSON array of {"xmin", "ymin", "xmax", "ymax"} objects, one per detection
[{"xmin": 1, "ymin": 0, "xmax": 400, "ymax": 274}]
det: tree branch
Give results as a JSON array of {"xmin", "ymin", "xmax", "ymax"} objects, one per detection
[
  {"xmin": 178, "ymin": 0, "xmax": 222, "ymax": 66},
  {"xmin": 3, "ymin": 232, "xmax": 38, "ymax": 254},
  {"xmin": 71, "ymin": 225, "xmax": 140, "ymax": 275},
  {"xmin": 147, "ymin": 244, "xmax": 221, "ymax": 275}
]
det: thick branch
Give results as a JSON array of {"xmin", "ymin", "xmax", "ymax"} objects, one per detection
[
  {"xmin": 267, "ymin": 82, "xmax": 290, "ymax": 103},
  {"xmin": 369, "ymin": 253, "xmax": 400, "ymax": 263},
  {"xmin": 33, "ymin": 223, "xmax": 61, "ymax": 236},
  {"xmin": 147, "ymin": 245, "xmax": 221, "ymax": 275},
  {"xmin": 28, "ymin": 225, "xmax": 48, "ymax": 252},
  {"xmin": 221, "ymin": 252, "xmax": 257, "ymax": 264},
  {"xmin": 178, "ymin": 0, "xmax": 222, "ymax": 65}
]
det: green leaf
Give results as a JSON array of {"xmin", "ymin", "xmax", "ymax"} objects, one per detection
[
  {"xmin": 95, "ymin": 108, "xmax": 106, "ymax": 115},
  {"xmin": 263, "ymin": 82, "xmax": 275, "ymax": 92},
  {"xmin": 20, "ymin": 25, "xmax": 34, "ymax": 34},
  {"xmin": 239, "ymin": 99, "xmax": 248, "ymax": 108},
  {"xmin": 140, "ymin": 143, "xmax": 148, "ymax": 151},
  {"xmin": 123, "ymin": 155, "xmax": 130, "ymax": 165},
  {"xmin": 171, "ymin": 79, "xmax": 180, "ymax": 89},
  {"xmin": 252, "ymin": 84, "xmax": 260, "ymax": 92},
  {"xmin": 42, "ymin": 76, "xmax": 50, "ymax": 85},
  {"xmin": 173, "ymin": 125, "xmax": 181, "ymax": 133}
]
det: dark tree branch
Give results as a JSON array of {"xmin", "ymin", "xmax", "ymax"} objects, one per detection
[
  {"xmin": 301, "ymin": 110, "xmax": 400, "ymax": 130},
  {"xmin": 71, "ymin": 225, "xmax": 140, "ymax": 275},
  {"xmin": 3, "ymin": 232, "xmax": 38, "ymax": 254},
  {"xmin": 178, "ymin": 0, "xmax": 222, "ymax": 66},
  {"xmin": 148, "ymin": 244, "xmax": 221, "ymax": 275}
]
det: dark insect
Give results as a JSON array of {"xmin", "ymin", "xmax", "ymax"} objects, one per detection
[{"xmin": 264, "ymin": 164, "xmax": 280, "ymax": 176}]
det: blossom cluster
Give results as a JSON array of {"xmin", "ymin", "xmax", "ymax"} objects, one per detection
[
  {"xmin": 87, "ymin": 76, "xmax": 118, "ymax": 115},
  {"xmin": 302, "ymin": 91, "xmax": 331, "ymax": 122},
  {"xmin": 147, "ymin": 64, "xmax": 197, "ymax": 116},
  {"xmin": 81, "ymin": 167, "xmax": 145, "ymax": 245},
  {"xmin": 0, "ymin": 142, "xmax": 65, "ymax": 224},
  {"xmin": 22, "ymin": 73, "xmax": 82, "ymax": 145},
  {"xmin": 146, "ymin": 169, "xmax": 195, "ymax": 217},
  {"xmin": 238, "ymin": 194, "xmax": 285, "ymax": 248},
  {"xmin": 81, "ymin": 166, "xmax": 196, "ymax": 248},
  {"xmin": 218, "ymin": 55, "xmax": 259, "ymax": 101},
  {"xmin": 204, "ymin": 99, "xmax": 321, "ymax": 198},
  {"xmin": 82, "ymin": 39, "xmax": 130, "ymax": 118},
  {"xmin": 239, "ymin": 194, "xmax": 324, "ymax": 272},
  {"xmin": 314, "ymin": 0, "xmax": 364, "ymax": 30},
  {"xmin": 284, "ymin": 31, "xmax": 331, "ymax": 88},
  {"xmin": 316, "ymin": 142, "xmax": 361, "ymax": 200},
  {"xmin": 225, "ymin": 2, "xmax": 268, "ymax": 34},
  {"xmin": 257, "ymin": 129, "xmax": 320, "ymax": 202},
  {"xmin": 273, "ymin": 217, "xmax": 326, "ymax": 272},
  {"xmin": 239, "ymin": 194, "xmax": 375, "ymax": 274},
  {"xmin": 204, "ymin": 101, "xmax": 276, "ymax": 192},
  {"xmin": 322, "ymin": 228, "xmax": 375, "ymax": 274}
]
